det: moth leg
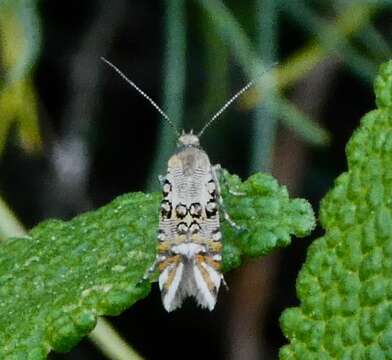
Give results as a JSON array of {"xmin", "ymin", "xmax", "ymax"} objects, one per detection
[
  {"xmin": 228, "ymin": 188, "xmax": 245, "ymax": 196},
  {"xmin": 213, "ymin": 164, "xmax": 245, "ymax": 196},
  {"xmin": 222, "ymin": 205, "xmax": 243, "ymax": 231},
  {"xmin": 212, "ymin": 165, "xmax": 244, "ymax": 231},
  {"xmin": 140, "ymin": 257, "xmax": 159, "ymax": 283},
  {"xmin": 141, "ymin": 250, "xmax": 173, "ymax": 283}
]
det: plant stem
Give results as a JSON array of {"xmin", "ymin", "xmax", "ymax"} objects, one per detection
[
  {"xmin": 90, "ymin": 318, "xmax": 144, "ymax": 360},
  {"xmin": 147, "ymin": 0, "xmax": 186, "ymax": 191},
  {"xmin": 197, "ymin": 0, "xmax": 328, "ymax": 147},
  {"xmin": 242, "ymin": 2, "xmax": 377, "ymax": 109},
  {"xmin": 282, "ymin": 0, "xmax": 377, "ymax": 83},
  {"xmin": 0, "ymin": 196, "xmax": 26, "ymax": 240},
  {"xmin": 250, "ymin": 0, "xmax": 278, "ymax": 173},
  {"xmin": 356, "ymin": 22, "xmax": 392, "ymax": 61}
]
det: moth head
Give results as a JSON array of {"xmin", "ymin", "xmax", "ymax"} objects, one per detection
[{"xmin": 178, "ymin": 131, "xmax": 200, "ymax": 147}]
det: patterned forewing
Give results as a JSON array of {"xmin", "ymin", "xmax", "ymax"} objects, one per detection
[{"xmin": 157, "ymin": 146, "xmax": 223, "ymax": 311}]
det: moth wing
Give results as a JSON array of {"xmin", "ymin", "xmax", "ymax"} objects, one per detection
[
  {"xmin": 193, "ymin": 258, "xmax": 221, "ymax": 311},
  {"xmin": 159, "ymin": 261, "xmax": 185, "ymax": 312}
]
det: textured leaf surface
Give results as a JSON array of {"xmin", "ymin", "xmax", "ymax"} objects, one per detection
[
  {"xmin": 0, "ymin": 171, "xmax": 314, "ymax": 358},
  {"xmin": 280, "ymin": 61, "xmax": 392, "ymax": 359}
]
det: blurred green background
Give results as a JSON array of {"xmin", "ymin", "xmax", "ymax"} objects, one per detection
[{"xmin": 0, "ymin": 0, "xmax": 391, "ymax": 359}]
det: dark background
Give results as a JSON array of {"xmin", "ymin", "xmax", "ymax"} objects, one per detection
[{"xmin": 0, "ymin": 0, "xmax": 390, "ymax": 359}]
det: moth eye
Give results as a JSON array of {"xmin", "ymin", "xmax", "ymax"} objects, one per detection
[
  {"xmin": 212, "ymin": 230, "xmax": 222, "ymax": 241},
  {"xmin": 189, "ymin": 222, "xmax": 201, "ymax": 234},
  {"xmin": 207, "ymin": 180, "xmax": 216, "ymax": 194},
  {"xmin": 190, "ymin": 202, "xmax": 202, "ymax": 217},
  {"xmin": 162, "ymin": 180, "xmax": 172, "ymax": 196},
  {"xmin": 175, "ymin": 204, "xmax": 188, "ymax": 218},
  {"xmin": 206, "ymin": 200, "xmax": 217, "ymax": 217},
  {"xmin": 177, "ymin": 222, "xmax": 188, "ymax": 234},
  {"xmin": 160, "ymin": 200, "xmax": 172, "ymax": 218}
]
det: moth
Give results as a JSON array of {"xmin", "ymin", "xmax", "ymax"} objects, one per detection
[
  {"xmin": 102, "ymin": 57, "xmax": 271, "ymax": 311},
  {"xmin": 155, "ymin": 130, "xmax": 237, "ymax": 311}
]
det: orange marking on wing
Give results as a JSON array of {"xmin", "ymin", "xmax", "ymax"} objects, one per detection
[
  {"xmin": 158, "ymin": 255, "xmax": 180, "ymax": 272},
  {"xmin": 204, "ymin": 256, "xmax": 221, "ymax": 270},
  {"xmin": 195, "ymin": 256, "xmax": 215, "ymax": 291},
  {"xmin": 189, "ymin": 233, "xmax": 204, "ymax": 243},
  {"xmin": 173, "ymin": 234, "xmax": 187, "ymax": 243},
  {"xmin": 164, "ymin": 263, "xmax": 180, "ymax": 290},
  {"xmin": 158, "ymin": 242, "xmax": 171, "ymax": 252},
  {"xmin": 206, "ymin": 241, "xmax": 222, "ymax": 252}
]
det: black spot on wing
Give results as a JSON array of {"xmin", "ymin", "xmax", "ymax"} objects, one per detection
[
  {"xmin": 206, "ymin": 200, "xmax": 218, "ymax": 218},
  {"xmin": 190, "ymin": 202, "xmax": 202, "ymax": 218},
  {"xmin": 175, "ymin": 203, "xmax": 187, "ymax": 219},
  {"xmin": 160, "ymin": 199, "xmax": 172, "ymax": 219},
  {"xmin": 162, "ymin": 179, "xmax": 172, "ymax": 197}
]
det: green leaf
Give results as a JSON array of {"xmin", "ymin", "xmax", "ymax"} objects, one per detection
[
  {"xmin": 0, "ymin": 171, "xmax": 314, "ymax": 358},
  {"xmin": 221, "ymin": 171, "xmax": 315, "ymax": 271},
  {"xmin": 280, "ymin": 60, "xmax": 392, "ymax": 359}
]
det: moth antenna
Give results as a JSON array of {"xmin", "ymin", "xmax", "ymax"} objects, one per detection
[
  {"xmin": 197, "ymin": 62, "xmax": 278, "ymax": 138},
  {"xmin": 101, "ymin": 57, "xmax": 180, "ymax": 137}
]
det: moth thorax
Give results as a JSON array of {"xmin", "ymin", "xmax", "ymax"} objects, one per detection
[{"xmin": 178, "ymin": 133, "xmax": 200, "ymax": 147}]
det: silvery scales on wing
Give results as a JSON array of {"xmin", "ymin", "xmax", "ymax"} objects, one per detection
[{"xmin": 102, "ymin": 57, "xmax": 274, "ymax": 312}]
